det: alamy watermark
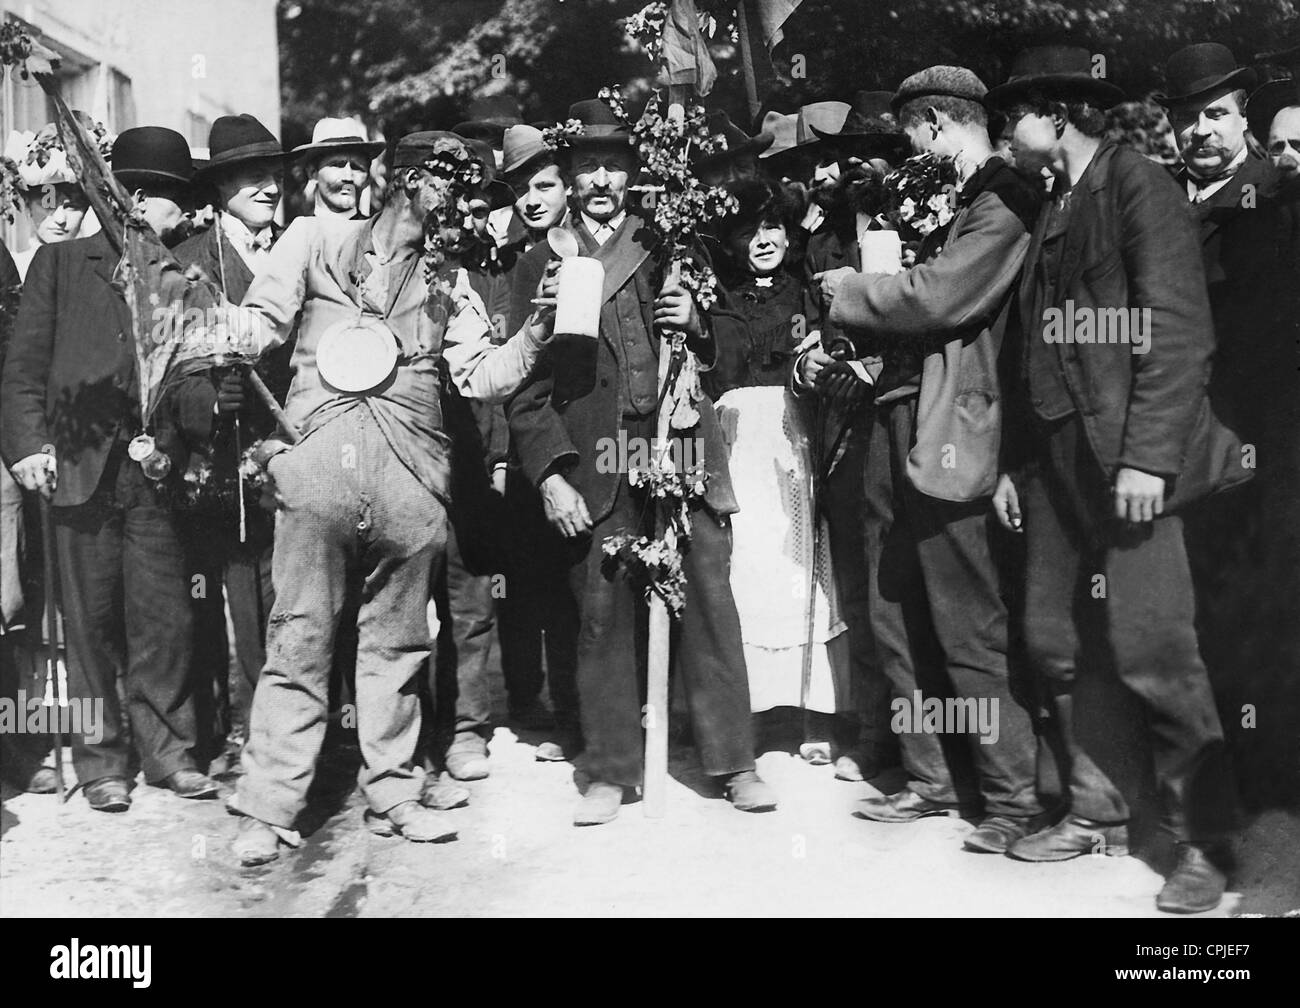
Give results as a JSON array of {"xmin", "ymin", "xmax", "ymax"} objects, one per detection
[
  {"xmin": 1042, "ymin": 301, "xmax": 1151, "ymax": 355},
  {"xmin": 0, "ymin": 689, "xmax": 103, "ymax": 744},
  {"xmin": 890, "ymin": 690, "xmax": 1000, "ymax": 745}
]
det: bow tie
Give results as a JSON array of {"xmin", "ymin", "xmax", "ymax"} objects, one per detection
[
  {"xmin": 245, "ymin": 230, "xmax": 273, "ymax": 252},
  {"xmin": 1188, "ymin": 166, "xmax": 1237, "ymax": 190}
]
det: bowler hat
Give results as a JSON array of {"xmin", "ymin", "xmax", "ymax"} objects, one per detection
[
  {"xmin": 986, "ymin": 46, "xmax": 1126, "ymax": 110},
  {"xmin": 892, "ymin": 66, "xmax": 988, "ymax": 114},
  {"xmin": 1246, "ymin": 78, "xmax": 1300, "ymax": 141},
  {"xmin": 1154, "ymin": 43, "xmax": 1257, "ymax": 109},
  {"xmin": 198, "ymin": 114, "xmax": 288, "ymax": 177},
  {"xmin": 112, "ymin": 126, "xmax": 194, "ymax": 189},
  {"xmin": 292, "ymin": 117, "xmax": 384, "ymax": 163},
  {"xmin": 810, "ymin": 91, "xmax": 910, "ymax": 159}
]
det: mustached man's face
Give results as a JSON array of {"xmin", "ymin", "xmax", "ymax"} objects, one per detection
[
  {"xmin": 1170, "ymin": 91, "xmax": 1248, "ymax": 177},
  {"xmin": 1268, "ymin": 106, "xmax": 1300, "ymax": 183},
  {"xmin": 312, "ymin": 151, "xmax": 370, "ymax": 214},
  {"xmin": 22, "ymin": 183, "xmax": 89, "ymax": 244},
  {"xmin": 571, "ymin": 147, "xmax": 634, "ymax": 223}
]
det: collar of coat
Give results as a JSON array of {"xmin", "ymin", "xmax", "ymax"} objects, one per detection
[
  {"xmin": 1177, "ymin": 148, "xmax": 1277, "ymax": 217},
  {"xmin": 566, "ymin": 208, "xmax": 658, "ymax": 302}
]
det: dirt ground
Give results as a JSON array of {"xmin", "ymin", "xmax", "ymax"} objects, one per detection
[{"xmin": 4, "ymin": 723, "xmax": 1298, "ymax": 918}]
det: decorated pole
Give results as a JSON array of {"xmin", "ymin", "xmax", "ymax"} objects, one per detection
[{"xmin": 644, "ymin": 87, "xmax": 691, "ymax": 820}]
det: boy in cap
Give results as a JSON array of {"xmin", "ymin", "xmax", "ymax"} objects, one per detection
[{"xmin": 810, "ymin": 65, "xmax": 1043, "ymax": 852}]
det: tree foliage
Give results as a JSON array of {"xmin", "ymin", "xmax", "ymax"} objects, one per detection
[{"xmin": 278, "ymin": 0, "xmax": 1299, "ymax": 142}]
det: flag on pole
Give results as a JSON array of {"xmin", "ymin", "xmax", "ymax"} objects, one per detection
[
  {"xmin": 662, "ymin": 0, "xmax": 717, "ymax": 96},
  {"xmin": 754, "ymin": 0, "xmax": 804, "ymax": 51}
]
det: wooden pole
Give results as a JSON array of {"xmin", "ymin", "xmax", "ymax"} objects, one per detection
[
  {"xmin": 735, "ymin": 0, "xmax": 760, "ymax": 120},
  {"xmin": 644, "ymin": 87, "xmax": 690, "ymax": 820},
  {"xmin": 37, "ymin": 495, "xmax": 66, "ymax": 803}
]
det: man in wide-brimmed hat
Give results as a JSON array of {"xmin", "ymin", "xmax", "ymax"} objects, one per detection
[
  {"xmin": 226, "ymin": 130, "xmax": 561, "ymax": 864},
  {"xmin": 164, "ymin": 114, "xmax": 293, "ymax": 769},
  {"xmin": 809, "ymin": 63, "xmax": 1044, "ymax": 852},
  {"xmin": 293, "ymin": 116, "xmax": 384, "ymax": 223},
  {"xmin": 504, "ymin": 97, "xmax": 778, "ymax": 826},
  {"xmin": 810, "ymin": 91, "xmax": 910, "ymax": 167},
  {"xmin": 987, "ymin": 45, "xmax": 1243, "ymax": 913},
  {"xmin": 2, "ymin": 126, "xmax": 219, "ymax": 813},
  {"xmin": 693, "ymin": 109, "xmax": 773, "ymax": 187}
]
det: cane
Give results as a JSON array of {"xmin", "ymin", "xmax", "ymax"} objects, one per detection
[{"xmin": 37, "ymin": 493, "xmax": 67, "ymax": 803}]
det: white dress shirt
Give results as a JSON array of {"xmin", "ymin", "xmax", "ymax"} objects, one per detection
[
  {"xmin": 580, "ymin": 210, "xmax": 626, "ymax": 246},
  {"xmin": 220, "ymin": 212, "xmax": 274, "ymax": 273}
]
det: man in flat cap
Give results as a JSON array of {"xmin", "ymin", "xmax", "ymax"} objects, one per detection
[
  {"xmin": 227, "ymin": 131, "xmax": 558, "ymax": 864},
  {"xmin": 810, "ymin": 65, "xmax": 1043, "ymax": 852}
]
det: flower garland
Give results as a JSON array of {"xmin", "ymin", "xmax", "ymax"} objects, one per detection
[
  {"xmin": 602, "ymin": 455, "xmax": 709, "ymax": 618},
  {"xmin": 885, "ymin": 152, "xmax": 958, "ymax": 240},
  {"xmin": 415, "ymin": 138, "xmax": 487, "ymax": 297},
  {"xmin": 623, "ymin": 1, "xmax": 738, "ymax": 65},
  {"xmin": 592, "ymin": 86, "xmax": 738, "ymax": 618}
]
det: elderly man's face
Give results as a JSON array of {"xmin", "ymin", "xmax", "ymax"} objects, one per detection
[
  {"xmin": 217, "ymin": 158, "xmax": 282, "ymax": 230},
  {"xmin": 1170, "ymin": 91, "xmax": 1248, "ymax": 177},
  {"xmin": 312, "ymin": 150, "xmax": 370, "ymax": 214},
  {"xmin": 1268, "ymin": 106, "xmax": 1300, "ymax": 182},
  {"xmin": 571, "ymin": 147, "xmax": 634, "ymax": 223}
]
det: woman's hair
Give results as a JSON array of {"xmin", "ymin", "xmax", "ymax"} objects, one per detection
[
  {"xmin": 719, "ymin": 178, "xmax": 803, "ymax": 241},
  {"xmin": 1104, "ymin": 100, "xmax": 1179, "ymax": 166}
]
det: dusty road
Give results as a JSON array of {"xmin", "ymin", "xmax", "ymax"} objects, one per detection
[{"xmin": 4, "ymin": 726, "xmax": 1297, "ymax": 917}]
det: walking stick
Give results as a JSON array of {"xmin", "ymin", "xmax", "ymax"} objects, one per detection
[
  {"xmin": 798, "ymin": 395, "xmax": 826, "ymax": 760},
  {"xmin": 37, "ymin": 494, "xmax": 67, "ymax": 803}
]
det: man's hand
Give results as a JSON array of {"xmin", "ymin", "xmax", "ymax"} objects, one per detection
[
  {"xmin": 11, "ymin": 453, "xmax": 57, "ymax": 498},
  {"xmin": 540, "ymin": 472, "xmax": 592, "ymax": 538},
  {"xmin": 214, "ymin": 370, "xmax": 247, "ymax": 416},
  {"xmin": 814, "ymin": 360, "xmax": 871, "ymax": 409},
  {"xmin": 526, "ymin": 260, "xmax": 561, "ymax": 341},
  {"xmin": 653, "ymin": 279, "xmax": 701, "ymax": 337},
  {"xmin": 797, "ymin": 347, "xmax": 833, "ymax": 389},
  {"xmin": 992, "ymin": 473, "xmax": 1023, "ymax": 533},
  {"xmin": 813, "ymin": 266, "xmax": 856, "ymax": 305},
  {"xmin": 1113, "ymin": 467, "xmax": 1165, "ymax": 523}
]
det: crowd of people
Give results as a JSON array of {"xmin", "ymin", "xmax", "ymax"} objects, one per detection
[{"xmin": 1, "ymin": 33, "xmax": 1297, "ymax": 916}]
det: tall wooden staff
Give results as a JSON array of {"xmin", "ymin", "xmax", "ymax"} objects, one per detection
[{"xmin": 644, "ymin": 88, "xmax": 691, "ymax": 820}]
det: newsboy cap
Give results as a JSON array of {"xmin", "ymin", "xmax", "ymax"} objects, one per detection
[{"xmin": 892, "ymin": 66, "xmax": 988, "ymax": 114}]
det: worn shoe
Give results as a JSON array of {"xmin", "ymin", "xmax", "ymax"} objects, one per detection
[
  {"xmin": 964, "ymin": 814, "xmax": 1036, "ymax": 854},
  {"xmin": 1008, "ymin": 814, "xmax": 1129, "ymax": 862},
  {"xmin": 84, "ymin": 776, "xmax": 131, "ymax": 813},
  {"xmin": 233, "ymin": 815, "xmax": 283, "ymax": 866},
  {"xmin": 445, "ymin": 750, "xmax": 491, "ymax": 781},
  {"xmin": 366, "ymin": 800, "xmax": 458, "ymax": 842},
  {"xmin": 161, "ymin": 769, "xmax": 219, "ymax": 799},
  {"xmin": 420, "ymin": 777, "xmax": 470, "ymax": 810},
  {"xmin": 854, "ymin": 789, "xmax": 961, "ymax": 823},
  {"xmin": 723, "ymin": 770, "xmax": 778, "ymax": 812},
  {"xmin": 573, "ymin": 782, "xmax": 624, "ymax": 826},
  {"xmin": 1156, "ymin": 844, "xmax": 1227, "ymax": 914},
  {"xmin": 535, "ymin": 741, "xmax": 568, "ymax": 762}
]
